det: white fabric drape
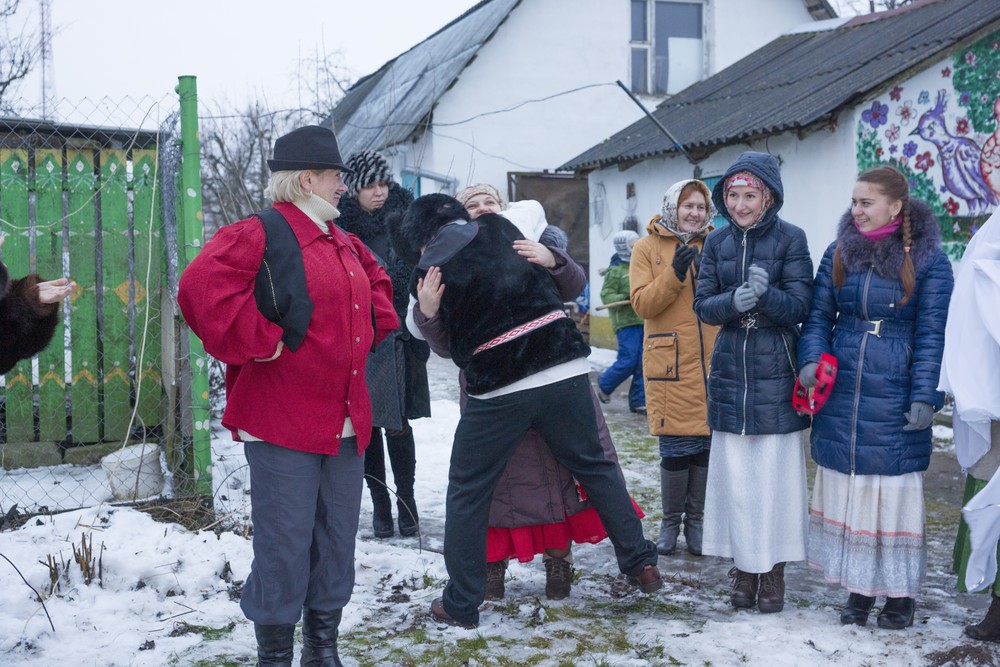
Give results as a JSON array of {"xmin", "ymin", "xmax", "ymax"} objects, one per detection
[{"xmin": 939, "ymin": 210, "xmax": 1000, "ymax": 591}]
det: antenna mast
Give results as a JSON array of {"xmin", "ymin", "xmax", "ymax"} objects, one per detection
[{"xmin": 40, "ymin": 0, "xmax": 55, "ymax": 119}]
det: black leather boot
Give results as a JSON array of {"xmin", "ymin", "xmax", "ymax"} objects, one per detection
[
  {"xmin": 254, "ymin": 623, "xmax": 295, "ymax": 667},
  {"xmin": 300, "ymin": 607, "xmax": 344, "ymax": 667},
  {"xmin": 387, "ymin": 426, "xmax": 419, "ymax": 537},
  {"xmin": 365, "ymin": 429, "xmax": 394, "ymax": 538},
  {"xmin": 840, "ymin": 592, "xmax": 876, "ymax": 626},
  {"xmin": 966, "ymin": 590, "xmax": 1000, "ymax": 641},
  {"xmin": 877, "ymin": 596, "xmax": 915, "ymax": 629},
  {"xmin": 657, "ymin": 467, "xmax": 687, "ymax": 555},
  {"xmin": 684, "ymin": 464, "xmax": 708, "ymax": 556}
]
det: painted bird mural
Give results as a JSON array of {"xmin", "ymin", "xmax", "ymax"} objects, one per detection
[
  {"xmin": 911, "ymin": 89, "xmax": 998, "ymax": 212},
  {"xmin": 980, "ymin": 95, "xmax": 1000, "ymax": 202}
]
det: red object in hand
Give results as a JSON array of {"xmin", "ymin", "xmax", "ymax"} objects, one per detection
[{"xmin": 792, "ymin": 353, "xmax": 837, "ymax": 415}]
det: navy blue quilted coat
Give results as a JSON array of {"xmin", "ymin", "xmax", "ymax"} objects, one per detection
[
  {"xmin": 694, "ymin": 152, "xmax": 814, "ymax": 436},
  {"xmin": 798, "ymin": 200, "xmax": 953, "ymax": 476}
]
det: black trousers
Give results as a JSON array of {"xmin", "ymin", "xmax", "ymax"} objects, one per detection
[{"xmin": 441, "ymin": 374, "xmax": 657, "ymax": 624}]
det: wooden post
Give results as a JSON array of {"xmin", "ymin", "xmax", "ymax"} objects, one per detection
[
  {"xmin": 34, "ymin": 149, "xmax": 67, "ymax": 442},
  {"xmin": 100, "ymin": 149, "xmax": 132, "ymax": 441},
  {"xmin": 66, "ymin": 149, "xmax": 100, "ymax": 443},
  {"xmin": 131, "ymin": 149, "xmax": 165, "ymax": 430}
]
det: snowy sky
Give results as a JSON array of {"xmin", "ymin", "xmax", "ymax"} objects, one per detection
[{"xmin": 10, "ymin": 0, "xmax": 480, "ymax": 119}]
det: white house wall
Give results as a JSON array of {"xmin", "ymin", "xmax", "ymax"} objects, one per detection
[
  {"xmin": 402, "ymin": 0, "xmax": 644, "ymax": 193},
  {"xmin": 709, "ymin": 0, "xmax": 818, "ymax": 72},
  {"xmin": 394, "ymin": 0, "xmax": 821, "ymax": 195}
]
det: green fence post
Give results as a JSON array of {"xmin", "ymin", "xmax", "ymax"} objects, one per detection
[{"xmin": 175, "ymin": 75, "xmax": 213, "ymax": 498}]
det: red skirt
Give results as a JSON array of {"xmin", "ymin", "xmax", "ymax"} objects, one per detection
[{"xmin": 486, "ymin": 499, "xmax": 645, "ymax": 563}]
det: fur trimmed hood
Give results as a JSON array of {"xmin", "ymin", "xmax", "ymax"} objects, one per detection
[{"xmin": 836, "ymin": 198, "xmax": 941, "ymax": 278}]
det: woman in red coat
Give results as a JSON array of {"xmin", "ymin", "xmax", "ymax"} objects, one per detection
[{"xmin": 178, "ymin": 126, "xmax": 397, "ymax": 667}]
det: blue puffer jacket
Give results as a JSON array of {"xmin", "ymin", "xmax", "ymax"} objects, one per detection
[
  {"xmin": 694, "ymin": 152, "xmax": 814, "ymax": 436},
  {"xmin": 798, "ymin": 200, "xmax": 954, "ymax": 476}
]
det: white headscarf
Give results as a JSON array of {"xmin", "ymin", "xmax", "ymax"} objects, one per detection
[{"xmin": 656, "ymin": 179, "xmax": 715, "ymax": 242}]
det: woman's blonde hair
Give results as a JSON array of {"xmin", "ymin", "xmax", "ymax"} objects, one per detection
[{"xmin": 266, "ymin": 170, "xmax": 312, "ymax": 203}]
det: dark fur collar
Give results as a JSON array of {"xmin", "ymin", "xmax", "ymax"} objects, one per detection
[
  {"xmin": 336, "ymin": 182, "xmax": 412, "ymax": 245},
  {"xmin": 836, "ymin": 198, "xmax": 941, "ymax": 278}
]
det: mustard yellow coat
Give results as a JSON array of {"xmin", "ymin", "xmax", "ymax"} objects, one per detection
[{"xmin": 629, "ymin": 216, "xmax": 717, "ymax": 437}]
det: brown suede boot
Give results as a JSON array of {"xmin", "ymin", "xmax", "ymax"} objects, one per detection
[
  {"xmin": 729, "ymin": 566, "xmax": 758, "ymax": 609},
  {"xmin": 757, "ymin": 562, "xmax": 786, "ymax": 614},
  {"xmin": 966, "ymin": 591, "xmax": 1000, "ymax": 641},
  {"xmin": 485, "ymin": 560, "xmax": 507, "ymax": 600},
  {"xmin": 544, "ymin": 557, "xmax": 573, "ymax": 600}
]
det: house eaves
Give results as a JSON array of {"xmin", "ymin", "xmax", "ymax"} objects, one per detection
[
  {"xmin": 324, "ymin": 0, "xmax": 521, "ymax": 157},
  {"xmin": 561, "ymin": 0, "xmax": 1000, "ymax": 172}
]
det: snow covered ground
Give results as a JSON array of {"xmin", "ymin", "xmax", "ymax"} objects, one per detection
[{"xmin": 0, "ymin": 349, "xmax": 996, "ymax": 666}]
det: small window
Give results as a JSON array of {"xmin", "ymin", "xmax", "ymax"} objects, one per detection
[
  {"xmin": 630, "ymin": 1, "xmax": 704, "ymax": 95},
  {"xmin": 702, "ymin": 175, "xmax": 726, "ymax": 228},
  {"xmin": 631, "ymin": 0, "xmax": 648, "ymax": 41},
  {"xmin": 631, "ymin": 47, "xmax": 649, "ymax": 95}
]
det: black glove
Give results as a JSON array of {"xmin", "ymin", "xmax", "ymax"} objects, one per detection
[
  {"xmin": 798, "ymin": 363, "xmax": 819, "ymax": 389},
  {"xmin": 902, "ymin": 402, "xmax": 934, "ymax": 432},
  {"xmin": 672, "ymin": 243, "xmax": 696, "ymax": 281}
]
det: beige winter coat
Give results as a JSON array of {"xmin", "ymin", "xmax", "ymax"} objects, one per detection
[{"xmin": 630, "ymin": 215, "xmax": 717, "ymax": 436}]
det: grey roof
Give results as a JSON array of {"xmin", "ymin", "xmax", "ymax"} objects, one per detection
[
  {"xmin": 326, "ymin": 0, "xmax": 521, "ymax": 157},
  {"xmin": 562, "ymin": 0, "xmax": 1000, "ymax": 172}
]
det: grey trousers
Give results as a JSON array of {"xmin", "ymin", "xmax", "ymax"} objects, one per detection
[{"xmin": 240, "ymin": 438, "xmax": 363, "ymax": 625}]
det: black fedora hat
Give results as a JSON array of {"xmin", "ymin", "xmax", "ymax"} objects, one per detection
[{"xmin": 266, "ymin": 125, "xmax": 351, "ymax": 172}]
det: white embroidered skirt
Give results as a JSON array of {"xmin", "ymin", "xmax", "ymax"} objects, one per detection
[
  {"xmin": 807, "ymin": 466, "xmax": 926, "ymax": 597},
  {"xmin": 702, "ymin": 430, "xmax": 808, "ymax": 573}
]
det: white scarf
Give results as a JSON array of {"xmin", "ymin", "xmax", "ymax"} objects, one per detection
[{"xmin": 293, "ymin": 193, "xmax": 340, "ymax": 233}]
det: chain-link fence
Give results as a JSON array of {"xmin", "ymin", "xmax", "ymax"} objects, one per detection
[{"xmin": 1, "ymin": 88, "xmax": 209, "ymax": 518}]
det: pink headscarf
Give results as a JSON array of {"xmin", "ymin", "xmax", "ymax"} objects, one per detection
[{"xmin": 724, "ymin": 171, "xmax": 773, "ymax": 226}]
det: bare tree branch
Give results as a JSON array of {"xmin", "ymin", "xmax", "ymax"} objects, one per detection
[{"xmin": 0, "ymin": 0, "xmax": 39, "ymax": 110}]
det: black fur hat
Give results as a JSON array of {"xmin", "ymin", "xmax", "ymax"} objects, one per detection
[{"xmin": 395, "ymin": 194, "xmax": 470, "ymax": 265}]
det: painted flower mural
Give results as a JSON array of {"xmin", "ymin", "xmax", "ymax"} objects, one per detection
[
  {"xmin": 856, "ymin": 26, "xmax": 1000, "ymax": 257},
  {"xmin": 862, "ymin": 101, "xmax": 889, "ymax": 128},
  {"xmin": 896, "ymin": 100, "xmax": 916, "ymax": 125},
  {"xmin": 915, "ymin": 151, "xmax": 935, "ymax": 171}
]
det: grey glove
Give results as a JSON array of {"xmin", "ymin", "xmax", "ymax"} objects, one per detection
[
  {"xmin": 798, "ymin": 363, "xmax": 819, "ymax": 389},
  {"xmin": 902, "ymin": 401, "xmax": 934, "ymax": 432},
  {"xmin": 733, "ymin": 282, "xmax": 759, "ymax": 313},
  {"xmin": 748, "ymin": 264, "xmax": 769, "ymax": 297}
]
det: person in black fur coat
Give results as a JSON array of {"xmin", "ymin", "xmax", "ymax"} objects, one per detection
[
  {"xmin": 0, "ymin": 235, "xmax": 75, "ymax": 374},
  {"xmin": 393, "ymin": 193, "xmax": 662, "ymax": 629},
  {"xmin": 338, "ymin": 151, "xmax": 430, "ymax": 539}
]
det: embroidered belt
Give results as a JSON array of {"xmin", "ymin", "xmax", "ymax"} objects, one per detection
[{"xmin": 473, "ymin": 309, "xmax": 568, "ymax": 355}]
